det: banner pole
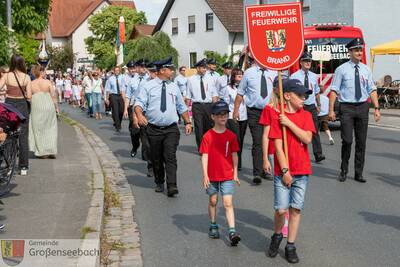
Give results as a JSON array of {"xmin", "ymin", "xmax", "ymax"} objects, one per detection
[
  {"xmin": 320, "ymin": 59, "xmax": 323, "ymax": 82},
  {"xmin": 278, "ymin": 71, "xmax": 289, "ymax": 163}
]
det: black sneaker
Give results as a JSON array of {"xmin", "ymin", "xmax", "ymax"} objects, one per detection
[
  {"xmin": 167, "ymin": 186, "xmax": 179, "ymax": 197},
  {"xmin": 229, "ymin": 232, "xmax": 241, "ymax": 246},
  {"xmin": 268, "ymin": 233, "xmax": 283, "ymax": 257},
  {"xmin": 285, "ymin": 245, "xmax": 300, "ymax": 264},
  {"xmin": 130, "ymin": 148, "xmax": 137, "ymax": 158},
  {"xmin": 155, "ymin": 184, "xmax": 164, "ymax": 193},
  {"xmin": 253, "ymin": 176, "xmax": 262, "ymax": 185},
  {"xmin": 208, "ymin": 225, "xmax": 220, "ymax": 239}
]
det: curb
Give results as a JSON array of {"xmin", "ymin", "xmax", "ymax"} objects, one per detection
[
  {"xmin": 369, "ymin": 110, "xmax": 400, "ymax": 118},
  {"xmin": 61, "ymin": 114, "xmax": 143, "ymax": 267}
]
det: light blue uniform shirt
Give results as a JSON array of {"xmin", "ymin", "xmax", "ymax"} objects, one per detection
[
  {"xmin": 174, "ymin": 74, "xmax": 188, "ymax": 97},
  {"xmin": 124, "ymin": 74, "xmax": 137, "ymax": 105},
  {"xmin": 206, "ymin": 70, "xmax": 220, "ymax": 88},
  {"xmin": 105, "ymin": 74, "xmax": 126, "ymax": 94},
  {"xmin": 216, "ymin": 74, "xmax": 230, "ymax": 98},
  {"xmin": 290, "ymin": 69, "xmax": 320, "ymax": 106},
  {"xmin": 134, "ymin": 77, "xmax": 188, "ymax": 126},
  {"xmin": 223, "ymin": 85, "xmax": 247, "ymax": 121},
  {"xmin": 318, "ymin": 95, "xmax": 329, "ymax": 116},
  {"xmin": 330, "ymin": 61, "xmax": 376, "ymax": 103},
  {"xmin": 186, "ymin": 74, "xmax": 218, "ymax": 103},
  {"xmin": 237, "ymin": 65, "xmax": 277, "ymax": 109}
]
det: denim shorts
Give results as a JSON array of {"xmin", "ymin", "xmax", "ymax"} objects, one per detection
[
  {"xmin": 206, "ymin": 180, "xmax": 235, "ymax": 196},
  {"xmin": 274, "ymin": 175, "xmax": 309, "ymax": 211}
]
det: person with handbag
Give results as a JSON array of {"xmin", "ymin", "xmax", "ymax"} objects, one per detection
[{"xmin": 0, "ymin": 54, "xmax": 32, "ymax": 175}]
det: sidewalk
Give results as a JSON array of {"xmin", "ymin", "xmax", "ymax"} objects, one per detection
[
  {"xmin": 0, "ymin": 121, "xmax": 92, "ymax": 239},
  {"xmin": 369, "ymin": 108, "xmax": 400, "ymax": 129}
]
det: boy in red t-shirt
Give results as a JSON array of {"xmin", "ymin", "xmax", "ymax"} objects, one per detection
[
  {"xmin": 200, "ymin": 100, "xmax": 241, "ymax": 246},
  {"xmin": 267, "ymin": 79, "xmax": 315, "ymax": 264}
]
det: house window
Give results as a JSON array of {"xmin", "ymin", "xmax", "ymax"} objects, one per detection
[
  {"xmin": 206, "ymin": 13, "xmax": 213, "ymax": 31},
  {"xmin": 189, "ymin": 52, "xmax": 197, "ymax": 68},
  {"xmin": 188, "ymin": 15, "xmax": 195, "ymax": 33},
  {"xmin": 301, "ymin": 0, "xmax": 310, "ymax": 11},
  {"xmin": 172, "ymin": 18, "xmax": 178, "ymax": 35}
]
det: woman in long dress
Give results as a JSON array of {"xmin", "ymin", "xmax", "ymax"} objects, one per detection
[{"xmin": 29, "ymin": 65, "xmax": 59, "ymax": 158}]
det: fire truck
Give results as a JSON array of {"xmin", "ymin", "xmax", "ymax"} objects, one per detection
[{"xmin": 289, "ymin": 23, "xmax": 366, "ymax": 95}]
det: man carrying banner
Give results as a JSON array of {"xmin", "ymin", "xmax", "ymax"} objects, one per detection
[
  {"xmin": 290, "ymin": 51, "xmax": 325, "ymax": 162},
  {"xmin": 233, "ymin": 56, "xmax": 277, "ymax": 184},
  {"xmin": 329, "ymin": 38, "xmax": 381, "ymax": 183}
]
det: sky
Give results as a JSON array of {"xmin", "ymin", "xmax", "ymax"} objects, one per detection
[{"xmin": 135, "ymin": 0, "xmax": 168, "ymax": 25}]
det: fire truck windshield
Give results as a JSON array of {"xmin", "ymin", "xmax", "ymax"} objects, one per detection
[{"xmin": 305, "ymin": 38, "xmax": 354, "ymax": 73}]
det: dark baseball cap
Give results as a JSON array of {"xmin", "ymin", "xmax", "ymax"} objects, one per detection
[
  {"xmin": 273, "ymin": 75, "xmax": 289, "ymax": 88},
  {"xmin": 211, "ymin": 100, "xmax": 229, "ymax": 114},
  {"xmin": 283, "ymin": 79, "xmax": 312, "ymax": 95}
]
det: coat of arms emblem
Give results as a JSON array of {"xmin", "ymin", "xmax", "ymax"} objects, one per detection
[
  {"xmin": 1, "ymin": 240, "xmax": 25, "ymax": 266},
  {"xmin": 266, "ymin": 29, "xmax": 286, "ymax": 52}
]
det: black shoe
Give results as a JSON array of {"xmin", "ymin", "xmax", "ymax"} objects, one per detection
[
  {"xmin": 315, "ymin": 155, "xmax": 326, "ymax": 163},
  {"xmin": 130, "ymin": 149, "xmax": 137, "ymax": 158},
  {"xmin": 208, "ymin": 225, "xmax": 220, "ymax": 239},
  {"xmin": 285, "ymin": 245, "xmax": 300, "ymax": 264},
  {"xmin": 355, "ymin": 175, "xmax": 366, "ymax": 183},
  {"xmin": 229, "ymin": 232, "xmax": 241, "ymax": 246},
  {"xmin": 253, "ymin": 176, "xmax": 262, "ymax": 185},
  {"xmin": 262, "ymin": 172, "xmax": 273, "ymax": 181},
  {"xmin": 155, "ymin": 184, "xmax": 164, "ymax": 193},
  {"xmin": 268, "ymin": 233, "xmax": 283, "ymax": 257},
  {"xmin": 167, "ymin": 186, "xmax": 179, "ymax": 197},
  {"xmin": 339, "ymin": 171, "xmax": 347, "ymax": 182},
  {"xmin": 147, "ymin": 168, "xmax": 153, "ymax": 177}
]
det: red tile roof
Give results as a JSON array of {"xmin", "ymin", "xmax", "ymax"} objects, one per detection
[
  {"xmin": 49, "ymin": 0, "xmax": 136, "ymax": 38},
  {"xmin": 110, "ymin": 0, "xmax": 136, "ymax": 9},
  {"xmin": 205, "ymin": 0, "xmax": 243, "ymax": 33},
  {"xmin": 129, "ymin": 24, "xmax": 155, "ymax": 39}
]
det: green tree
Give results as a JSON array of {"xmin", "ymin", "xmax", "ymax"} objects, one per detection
[
  {"xmin": 47, "ymin": 44, "xmax": 75, "ymax": 72},
  {"xmin": 0, "ymin": 0, "xmax": 52, "ymax": 65},
  {"xmin": 86, "ymin": 5, "xmax": 147, "ymax": 69},
  {"xmin": 126, "ymin": 31, "xmax": 178, "ymax": 66},
  {"xmin": 204, "ymin": 50, "xmax": 241, "ymax": 74}
]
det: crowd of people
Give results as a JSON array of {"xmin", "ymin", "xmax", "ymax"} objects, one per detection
[
  {"xmin": 0, "ymin": 36, "xmax": 382, "ymax": 263},
  {"xmin": 97, "ymin": 37, "xmax": 381, "ymax": 264}
]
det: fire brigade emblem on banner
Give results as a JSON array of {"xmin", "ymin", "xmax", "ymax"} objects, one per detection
[
  {"xmin": 266, "ymin": 29, "xmax": 286, "ymax": 52},
  {"xmin": 246, "ymin": 2, "xmax": 304, "ymax": 70},
  {"xmin": 1, "ymin": 240, "xmax": 25, "ymax": 266}
]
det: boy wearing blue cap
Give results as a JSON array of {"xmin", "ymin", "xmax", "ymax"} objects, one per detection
[
  {"xmin": 200, "ymin": 100, "xmax": 241, "ymax": 246},
  {"xmin": 267, "ymin": 79, "xmax": 315, "ymax": 264}
]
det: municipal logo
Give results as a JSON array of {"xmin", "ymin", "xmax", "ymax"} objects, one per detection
[
  {"xmin": 266, "ymin": 29, "xmax": 286, "ymax": 52},
  {"xmin": 1, "ymin": 240, "xmax": 24, "ymax": 266}
]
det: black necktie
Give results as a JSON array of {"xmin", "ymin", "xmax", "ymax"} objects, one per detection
[
  {"xmin": 355, "ymin": 65, "xmax": 361, "ymax": 100},
  {"xmin": 160, "ymin": 81, "xmax": 167, "ymax": 112},
  {"xmin": 260, "ymin": 69, "xmax": 268, "ymax": 98},
  {"xmin": 200, "ymin": 76, "xmax": 206, "ymax": 100},
  {"xmin": 116, "ymin": 75, "xmax": 120, "ymax": 94},
  {"xmin": 304, "ymin": 71, "xmax": 309, "ymax": 90}
]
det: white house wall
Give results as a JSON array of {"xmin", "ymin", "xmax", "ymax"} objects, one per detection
[
  {"xmin": 160, "ymin": 0, "xmax": 235, "ymax": 67},
  {"xmin": 354, "ymin": 0, "xmax": 400, "ymax": 80},
  {"xmin": 71, "ymin": 1, "xmax": 109, "ymax": 69}
]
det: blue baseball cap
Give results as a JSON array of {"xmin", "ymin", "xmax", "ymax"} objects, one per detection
[
  {"xmin": 211, "ymin": 100, "xmax": 229, "ymax": 114},
  {"xmin": 283, "ymin": 79, "xmax": 312, "ymax": 95}
]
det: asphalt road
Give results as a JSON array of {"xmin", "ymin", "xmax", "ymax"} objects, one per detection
[{"xmin": 63, "ymin": 105, "xmax": 400, "ymax": 267}]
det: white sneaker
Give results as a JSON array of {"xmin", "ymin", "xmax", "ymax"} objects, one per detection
[
  {"xmin": 329, "ymin": 138, "xmax": 335, "ymax": 145},
  {"xmin": 20, "ymin": 168, "xmax": 28, "ymax": 176}
]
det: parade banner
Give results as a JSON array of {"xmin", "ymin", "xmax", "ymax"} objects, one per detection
[{"xmin": 245, "ymin": 2, "xmax": 304, "ymax": 70}]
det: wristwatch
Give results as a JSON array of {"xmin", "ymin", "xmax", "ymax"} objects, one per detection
[
  {"xmin": 184, "ymin": 121, "xmax": 192, "ymax": 126},
  {"xmin": 374, "ymin": 107, "xmax": 380, "ymax": 111},
  {"xmin": 281, "ymin": 168, "xmax": 289, "ymax": 175}
]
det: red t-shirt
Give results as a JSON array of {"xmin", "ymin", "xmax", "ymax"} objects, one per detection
[
  {"xmin": 259, "ymin": 105, "xmax": 279, "ymax": 155},
  {"xmin": 269, "ymin": 108, "xmax": 316, "ymax": 176},
  {"xmin": 199, "ymin": 129, "xmax": 240, "ymax": 182}
]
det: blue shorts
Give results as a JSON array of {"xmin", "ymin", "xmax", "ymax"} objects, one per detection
[
  {"xmin": 206, "ymin": 180, "xmax": 235, "ymax": 196},
  {"xmin": 274, "ymin": 175, "xmax": 309, "ymax": 211}
]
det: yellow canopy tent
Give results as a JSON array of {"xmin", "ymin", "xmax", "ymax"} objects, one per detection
[{"xmin": 370, "ymin": 39, "xmax": 400, "ymax": 72}]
